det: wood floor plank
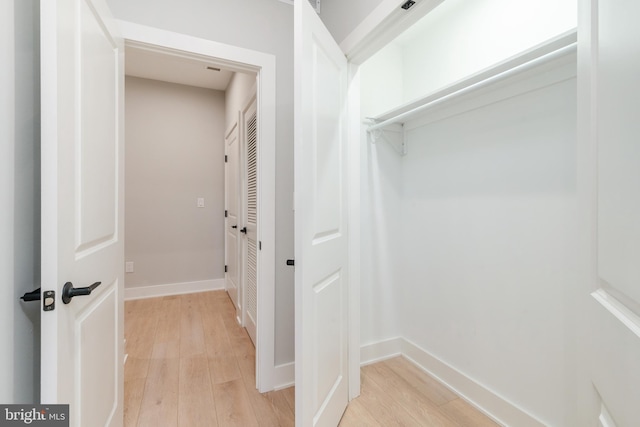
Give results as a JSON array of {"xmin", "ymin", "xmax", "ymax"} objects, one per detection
[
  {"xmin": 362, "ymin": 362, "xmax": 458, "ymax": 427},
  {"xmin": 212, "ymin": 379, "xmax": 259, "ymax": 427},
  {"xmin": 179, "ymin": 293, "xmax": 206, "ymax": 358},
  {"xmin": 384, "ymin": 356, "xmax": 458, "ymax": 406},
  {"xmin": 124, "ymin": 377, "xmax": 145, "ymax": 427},
  {"xmin": 124, "ymin": 356, "xmax": 150, "ymax": 381},
  {"xmin": 263, "ymin": 390, "xmax": 295, "ymax": 427},
  {"xmin": 125, "ymin": 291, "xmax": 498, "ymax": 427},
  {"xmin": 152, "ymin": 296, "xmax": 181, "ymax": 359},
  {"xmin": 125, "ymin": 298, "xmax": 162, "ymax": 359},
  {"xmin": 242, "ymin": 386, "xmax": 281, "ymax": 427},
  {"xmin": 440, "ymin": 398, "xmax": 501, "ymax": 427},
  {"xmin": 353, "ymin": 367, "xmax": 425, "ymax": 426},
  {"xmin": 338, "ymin": 397, "xmax": 382, "ymax": 427},
  {"xmin": 281, "ymin": 387, "xmax": 295, "ymax": 413},
  {"xmin": 178, "ymin": 356, "xmax": 219, "ymax": 427},
  {"xmin": 137, "ymin": 357, "xmax": 180, "ymax": 427}
]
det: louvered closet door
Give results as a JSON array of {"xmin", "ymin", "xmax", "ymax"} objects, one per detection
[{"xmin": 243, "ymin": 98, "xmax": 258, "ymax": 345}]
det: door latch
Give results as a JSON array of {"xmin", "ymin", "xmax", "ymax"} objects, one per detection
[{"xmin": 43, "ymin": 290, "xmax": 55, "ymax": 311}]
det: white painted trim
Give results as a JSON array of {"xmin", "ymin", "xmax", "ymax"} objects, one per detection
[
  {"xmin": 347, "ymin": 63, "xmax": 362, "ymax": 399},
  {"xmin": 340, "ymin": 0, "xmax": 445, "ymax": 64},
  {"xmin": 359, "ymin": 337, "xmax": 402, "ymax": 366},
  {"xmin": 359, "ymin": 338, "xmax": 546, "ymax": 427},
  {"xmin": 124, "ymin": 279, "xmax": 225, "ymax": 300},
  {"xmin": 592, "ymin": 288, "xmax": 640, "ymax": 339},
  {"xmin": 402, "ymin": 339, "xmax": 544, "ymax": 427},
  {"xmin": 271, "ymin": 362, "xmax": 295, "ymax": 390},
  {"xmin": 116, "ymin": 20, "xmax": 277, "ymax": 392}
]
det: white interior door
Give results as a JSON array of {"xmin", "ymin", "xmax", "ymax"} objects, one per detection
[
  {"xmin": 225, "ymin": 122, "xmax": 241, "ymax": 313},
  {"xmin": 294, "ymin": 1, "xmax": 350, "ymax": 426},
  {"xmin": 582, "ymin": 0, "xmax": 640, "ymax": 424},
  {"xmin": 242, "ymin": 98, "xmax": 258, "ymax": 345},
  {"xmin": 40, "ymin": 0, "xmax": 124, "ymax": 425}
]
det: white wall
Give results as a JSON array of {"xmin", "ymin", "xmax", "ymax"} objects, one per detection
[
  {"xmin": 400, "ymin": 79, "xmax": 577, "ymax": 425},
  {"xmin": 107, "ymin": 0, "xmax": 295, "ymax": 365},
  {"xmin": 125, "ymin": 77, "xmax": 225, "ymax": 289},
  {"xmin": 0, "ymin": 0, "xmax": 16, "ymax": 403},
  {"xmin": 1, "ymin": 0, "xmax": 41, "ymax": 403},
  {"xmin": 399, "ymin": 0, "xmax": 576, "ymax": 103},
  {"xmin": 225, "ymin": 72, "xmax": 256, "ymax": 132},
  {"xmin": 360, "ymin": 0, "xmax": 580, "ymax": 424},
  {"xmin": 319, "ymin": 0, "xmax": 385, "ymax": 44},
  {"xmin": 359, "ymin": 48, "xmax": 404, "ymax": 348},
  {"xmin": 361, "ymin": 0, "xmax": 577, "ymax": 115}
]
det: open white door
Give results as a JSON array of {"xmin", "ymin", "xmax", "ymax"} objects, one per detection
[
  {"xmin": 40, "ymin": 0, "xmax": 124, "ymax": 426},
  {"xmin": 580, "ymin": 0, "xmax": 640, "ymax": 424},
  {"xmin": 294, "ymin": 1, "xmax": 350, "ymax": 426},
  {"xmin": 225, "ymin": 122, "xmax": 241, "ymax": 313}
]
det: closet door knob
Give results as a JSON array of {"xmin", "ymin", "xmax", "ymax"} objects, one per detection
[
  {"xmin": 232, "ymin": 225, "xmax": 237, "ymax": 229},
  {"xmin": 240, "ymin": 227, "xmax": 247, "ymax": 234}
]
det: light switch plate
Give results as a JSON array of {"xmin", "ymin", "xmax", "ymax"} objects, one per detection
[
  {"xmin": 197, "ymin": 197, "xmax": 205, "ymax": 208},
  {"xmin": 125, "ymin": 262, "xmax": 134, "ymax": 273}
]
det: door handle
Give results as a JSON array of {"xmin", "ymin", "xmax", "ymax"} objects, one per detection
[
  {"xmin": 240, "ymin": 227, "xmax": 247, "ymax": 234},
  {"xmin": 62, "ymin": 281, "xmax": 101, "ymax": 304},
  {"xmin": 232, "ymin": 225, "xmax": 237, "ymax": 229},
  {"xmin": 20, "ymin": 288, "xmax": 41, "ymax": 302}
]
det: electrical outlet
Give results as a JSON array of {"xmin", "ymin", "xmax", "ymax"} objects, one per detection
[
  {"xmin": 125, "ymin": 262, "xmax": 134, "ymax": 273},
  {"xmin": 197, "ymin": 197, "xmax": 205, "ymax": 208}
]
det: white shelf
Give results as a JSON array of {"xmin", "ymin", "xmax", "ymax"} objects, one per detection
[{"xmin": 366, "ymin": 29, "xmax": 577, "ymax": 155}]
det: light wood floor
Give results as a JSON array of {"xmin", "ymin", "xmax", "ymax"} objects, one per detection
[{"xmin": 125, "ymin": 291, "xmax": 499, "ymax": 427}]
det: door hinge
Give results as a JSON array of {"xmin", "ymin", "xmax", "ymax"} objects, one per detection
[
  {"xmin": 259, "ymin": 241, "xmax": 262, "ymax": 250},
  {"xmin": 286, "ymin": 259, "xmax": 295, "ymax": 266},
  {"xmin": 225, "ymin": 210, "xmax": 228, "ymax": 218},
  {"xmin": 225, "ymin": 265, "xmax": 228, "ymax": 273},
  {"xmin": 225, "ymin": 155, "xmax": 228, "ymax": 163}
]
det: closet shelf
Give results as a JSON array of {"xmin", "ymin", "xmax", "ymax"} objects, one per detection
[{"xmin": 366, "ymin": 30, "xmax": 577, "ymax": 156}]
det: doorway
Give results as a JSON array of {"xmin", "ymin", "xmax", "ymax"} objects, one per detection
[{"xmin": 119, "ymin": 20, "xmax": 277, "ymax": 393}]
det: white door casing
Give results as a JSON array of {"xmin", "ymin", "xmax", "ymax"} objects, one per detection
[
  {"xmin": 579, "ymin": 0, "xmax": 640, "ymax": 424},
  {"xmin": 40, "ymin": 0, "xmax": 124, "ymax": 425},
  {"xmin": 242, "ymin": 96, "xmax": 259, "ymax": 345},
  {"xmin": 225, "ymin": 122, "xmax": 241, "ymax": 315},
  {"xmin": 294, "ymin": 1, "xmax": 350, "ymax": 426}
]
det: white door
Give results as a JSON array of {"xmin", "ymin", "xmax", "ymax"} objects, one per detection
[
  {"xmin": 294, "ymin": 1, "xmax": 350, "ymax": 426},
  {"xmin": 581, "ymin": 0, "xmax": 640, "ymax": 424},
  {"xmin": 40, "ymin": 0, "xmax": 124, "ymax": 426},
  {"xmin": 242, "ymin": 98, "xmax": 259, "ymax": 345},
  {"xmin": 225, "ymin": 122, "xmax": 241, "ymax": 313}
]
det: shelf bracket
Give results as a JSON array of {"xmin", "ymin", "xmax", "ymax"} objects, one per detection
[{"xmin": 366, "ymin": 121, "xmax": 407, "ymax": 156}]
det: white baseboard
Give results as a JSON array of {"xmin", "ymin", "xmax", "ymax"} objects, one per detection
[
  {"xmin": 359, "ymin": 337, "xmax": 545, "ymax": 427},
  {"xmin": 271, "ymin": 361, "xmax": 295, "ymax": 390},
  {"xmin": 360, "ymin": 337, "xmax": 403, "ymax": 366},
  {"xmin": 124, "ymin": 279, "xmax": 225, "ymax": 300}
]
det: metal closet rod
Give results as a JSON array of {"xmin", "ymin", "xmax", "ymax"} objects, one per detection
[{"xmin": 367, "ymin": 42, "xmax": 577, "ymax": 133}]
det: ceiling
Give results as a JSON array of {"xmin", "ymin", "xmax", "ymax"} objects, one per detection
[{"xmin": 125, "ymin": 45, "xmax": 235, "ymax": 91}]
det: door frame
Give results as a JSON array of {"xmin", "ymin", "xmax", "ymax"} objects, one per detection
[{"xmin": 117, "ymin": 20, "xmax": 277, "ymax": 392}]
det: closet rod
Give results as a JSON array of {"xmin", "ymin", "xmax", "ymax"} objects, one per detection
[{"xmin": 367, "ymin": 42, "xmax": 577, "ymax": 133}]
